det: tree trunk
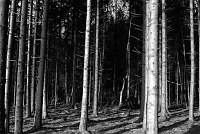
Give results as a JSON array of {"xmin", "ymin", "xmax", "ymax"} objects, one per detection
[
  {"xmin": 71, "ymin": 1, "xmax": 78, "ymax": 108},
  {"xmin": 5, "ymin": 0, "xmax": 17, "ymax": 132},
  {"xmin": 141, "ymin": 0, "xmax": 149, "ymax": 126},
  {"xmin": 126, "ymin": 0, "xmax": 131, "ymax": 99},
  {"xmin": 54, "ymin": 53, "xmax": 58, "ymax": 107},
  {"xmin": 0, "ymin": 0, "xmax": 9, "ymax": 133},
  {"xmin": 198, "ymin": 0, "xmax": 200, "ymax": 112},
  {"xmin": 145, "ymin": 0, "xmax": 159, "ymax": 133},
  {"xmin": 14, "ymin": 0, "xmax": 28, "ymax": 133},
  {"xmin": 92, "ymin": 0, "xmax": 100, "ymax": 116},
  {"xmin": 33, "ymin": 0, "xmax": 49, "ymax": 128},
  {"xmin": 31, "ymin": 0, "xmax": 40, "ymax": 114},
  {"xmin": 42, "ymin": 58, "xmax": 47, "ymax": 119},
  {"xmin": 79, "ymin": 0, "xmax": 91, "ymax": 132},
  {"xmin": 189, "ymin": 0, "xmax": 195, "ymax": 122},
  {"xmin": 160, "ymin": 0, "xmax": 167, "ymax": 120},
  {"xmin": 26, "ymin": 0, "xmax": 33, "ymax": 118}
]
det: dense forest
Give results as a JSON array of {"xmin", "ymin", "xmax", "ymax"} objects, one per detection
[{"xmin": 1, "ymin": 0, "xmax": 200, "ymax": 133}]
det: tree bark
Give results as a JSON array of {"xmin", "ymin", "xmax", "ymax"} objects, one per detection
[
  {"xmin": 5, "ymin": 0, "xmax": 17, "ymax": 132},
  {"xmin": 26, "ymin": 0, "xmax": 33, "ymax": 118},
  {"xmin": 189, "ymin": 0, "xmax": 195, "ymax": 122},
  {"xmin": 160, "ymin": 0, "xmax": 167, "ymax": 120},
  {"xmin": 198, "ymin": 0, "xmax": 200, "ymax": 112},
  {"xmin": 33, "ymin": 0, "xmax": 49, "ymax": 128},
  {"xmin": 93, "ymin": 0, "xmax": 100, "ymax": 116},
  {"xmin": 14, "ymin": 0, "xmax": 28, "ymax": 133},
  {"xmin": 79, "ymin": 0, "xmax": 91, "ymax": 132},
  {"xmin": 54, "ymin": 53, "xmax": 58, "ymax": 107},
  {"xmin": 31, "ymin": 0, "xmax": 40, "ymax": 114},
  {"xmin": 126, "ymin": 0, "xmax": 131, "ymax": 99},
  {"xmin": 141, "ymin": 0, "xmax": 149, "ymax": 127},
  {"xmin": 146, "ymin": 0, "xmax": 159, "ymax": 133},
  {"xmin": 0, "ymin": 0, "xmax": 9, "ymax": 133},
  {"xmin": 71, "ymin": 1, "xmax": 79, "ymax": 108}
]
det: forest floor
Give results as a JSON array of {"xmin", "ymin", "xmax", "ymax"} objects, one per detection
[{"xmin": 8, "ymin": 104, "xmax": 200, "ymax": 134}]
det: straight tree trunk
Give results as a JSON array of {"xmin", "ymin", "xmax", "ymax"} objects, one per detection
[
  {"xmin": 141, "ymin": 0, "xmax": 149, "ymax": 125},
  {"xmin": 145, "ymin": 0, "xmax": 159, "ymax": 133},
  {"xmin": 79, "ymin": 0, "xmax": 91, "ymax": 132},
  {"xmin": 0, "ymin": 0, "xmax": 9, "ymax": 133},
  {"xmin": 54, "ymin": 53, "xmax": 58, "ymax": 107},
  {"xmin": 158, "ymin": 18, "xmax": 162, "ymax": 112},
  {"xmin": 126, "ymin": 0, "xmax": 131, "ymax": 99},
  {"xmin": 71, "ymin": 1, "xmax": 78, "ymax": 108},
  {"xmin": 42, "ymin": 58, "xmax": 47, "ymax": 119},
  {"xmin": 33, "ymin": 0, "xmax": 49, "ymax": 128},
  {"xmin": 14, "ymin": 0, "xmax": 28, "ymax": 133},
  {"xmin": 198, "ymin": 0, "xmax": 200, "ymax": 112},
  {"xmin": 160, "ymin": 0, "xmax": 167, "ymax": 120},
  {"xmin": 189, "ymin": 0, "xmax": 195, "ymax": 122},
  {"xmin": 93, "ymin": 0, "xmax": 100, "ymax": 116},
  {"xmin": 31, "ymin": 0, "xmax": 40, "ymax": 114},
  {"xmin": 5, "ymin": 0, "xmax": 17, "ymax": 132},
  {"xmin": 26, "ymin": 0, "xmax": 33, "ymax": 118}
]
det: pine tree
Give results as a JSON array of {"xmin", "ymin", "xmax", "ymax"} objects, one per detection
[
  {"xmin": 0, "ymin": 0, "xmax": 9, "ymax": 133},
  {"xmin": 14, "ymin": 0, "xmax": 28, "ymax": 133},
  {"xmin": 33, "ymin": 0, "xmax": 49, "ymax": 128},
  {"xmin": 5, "ymin": 0, "xmax": 17, "ymax": 132},
  {"xmin": 93, "ymin": 0, "xmax": 100, "ymax": 117},
  {"xmin": 145, "ymin": 0, "xmax": 159, "ymax": 133},
  {"xmin": 79, "ymin": 0, "xmax": 91, "ymax": 132},
  {"xmin": 189, "ymin": 0, "xmax": 195, "ymax": 122}
]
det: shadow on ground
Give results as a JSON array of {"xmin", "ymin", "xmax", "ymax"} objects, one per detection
[{"xmin": 159, "ymin": 118, "xmax": 188, "ymax": 133}]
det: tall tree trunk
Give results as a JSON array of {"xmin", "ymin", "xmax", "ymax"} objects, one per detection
[
  {"xmin": 14, "ymin": 0, "xmax": 28, "ymax": 133},
  {"xmin": 141, "ymin": 0, "xmax": 149, "ymax": 125},
  {"xmin": 71, "ymin": 5, "xmax": 78, "ymax": 108},
  {"xmin": 5, "ymin": 0, "xmax": 17, "ymax": 132},
  {"xmin": 33, "ymin": 0, "xmax": 49, "ymax": 128},
  {"xmin": 79, "ymin": 0, "xmax": 91, "ymax": 132},
  {"xmin": 92, "ymin": 0, "xmax": 100, "ymax": 116},
  {"xmin": 126, "ymin": 0, "xmax": 131, "ymax": 99},
  {"xmin": 0, "ymin": 0, "xmax": 9, "ymax": 133},
  {"xmin": 145, "ymin": 0, "xmax": 159, "ymax": 133},
  {"xmin": 31, "ymin": 0, "xmax": 40, "ymax": 114},
  {"xmin": 160, "ymin": 0, "xmax": 167, "ymax": 120},
  {"xmin": 42, "ymin": 57, "xmax": 47, "ymax": 119},
  {"xmin": 54, "ymin": 53, "xmax": 58, "ymax": 107},
  {"xmin": 189, "ymin": 0, "xmax": 195, "ymax": 122},
  {"xmin": 198, "ymin": 0, "xmax": 200, "ymax": 112},
  {"xmin": 26, "ymin": 0, "xmax": 33, "ymax": 118}
]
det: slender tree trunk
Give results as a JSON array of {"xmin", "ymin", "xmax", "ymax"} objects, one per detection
[
  {"xmin": 93, "ymin": 0, "xmax": 100, "ymax": 116},
  {"xmin": 198, "ymin": 0, "xmax": 200, "ymax": 112},
  {"xmin": 141, "ymin": 0, "xmax": 149, "ymax": 125},
  {"xmin": 26, "ymin": 0, "xmax": 33, "ymax": 118},
  {"xmin": 176, "ymin": 57, "xmax": 179, "ymax": 106},
  {"xmin": 33, "ymin": 0, "xmax": 49, "ymax": 128},
  {"xmin": 145, "ymin": 0, "xmax": 159, "ymax": 133},
  {"xmin": 31, "ymin": 0, "xmax": 40, "ymax": 114},
  {"xmin": 42, "ymin": 58, "xmax": 47, "ymax": 119},
  {"xmin": 5, "ymin": 0, "xmax": 17, "ymax": 132},
  {"xmin": 158, "ymin": 18, "xmax": 162, "ymax": 112},
  {"xmin": 0, "ymin": 0, "xmax": 9, "ymax": 133},
  {"xmin": 71, "ymin": 1, "xmax": 78, "ymax": 108},
  {"xmin": 54, "ymin": 53, "xmax": 58, "ymax": 107},
  {"xmin": 189, "ymin": 0, "xmax": 195, "ymax": 122},
  {"xmin": 14, "ymin": 0, "xmax": 28, "ymax": 133},
  {"xmin": 79, "ymin": 0, "xmax": 91, "ymax": 132},
  {"xmin": 160, "ymin": 0, "xmax": 167, "ymax": 120},
  {"xmin": 65, "ymin": 53, "xmax": 68, "ymax": 104},
  {"xmin": 126, "ymin": 1, "xmax": 131, "ymax": 99}
]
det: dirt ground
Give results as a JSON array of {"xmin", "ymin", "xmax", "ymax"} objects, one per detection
[{"xmin": 8, "ymin": 105, "xmax": 200, "ymax": 134}]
